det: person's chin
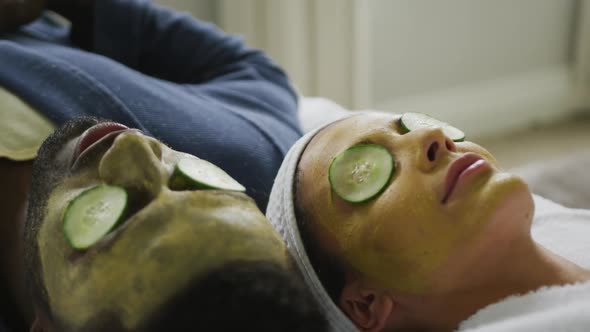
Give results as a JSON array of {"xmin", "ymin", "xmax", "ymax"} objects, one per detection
[
  {"xmin": 448, "ymin": 170, "xmax": 531, "ymax": 229},
  {"xmin": 488, "ymin": 171, "xmax": 531, "ymax": 203},
  {"xmin": 36, "ymin": 118, "xmax": 103, "ymax": 168},
  {"xmin": 476, "ymin": 171, "xmax": 533, "ymax": 233},
  {"xmin": 31, "ymin": 118, "xmax": 105, "ymax": 200}
]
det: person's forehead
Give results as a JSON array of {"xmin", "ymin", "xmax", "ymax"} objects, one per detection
[{"xmin": 308, "ymin": 113, "xmax": 402, "ymax": 152}]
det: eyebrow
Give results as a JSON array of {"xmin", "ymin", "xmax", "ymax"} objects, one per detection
[{"xmin": 388, "ymin": 117, "xmax": 403, "ymax": 134}]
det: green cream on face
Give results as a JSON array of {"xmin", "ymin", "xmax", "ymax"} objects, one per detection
[
  {"xmin": 298, "ymin": 113, "xmax": 528, "ymax": 293},
  {"xmin": 37, "ymin": 133, "xmax": 289, "ymax": 330}
]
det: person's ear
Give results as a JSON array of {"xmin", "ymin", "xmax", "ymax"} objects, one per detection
[{"xmin": 339, "ymin": 278, "xmax": 394, "ymax": 332}]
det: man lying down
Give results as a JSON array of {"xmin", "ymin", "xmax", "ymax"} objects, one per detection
[
  {"xmin": 0, "ymin": 0, "xmax": 328, "ymax": 330},
  {"xmin": 1, "ymin": 118, "xmax": 326, "ymax": 332},
  {"xmin": 267, "ymin": 111, "xmax": 590, "ymax": 332}
]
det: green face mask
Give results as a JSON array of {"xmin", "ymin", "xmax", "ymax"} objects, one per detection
[
  {"xmin": 33, "ymin": 129, "xmax": 288, "ymax": 330},
  {"xmin": 298, "ymin": 113, "xmax": 527, "ymax": 293}
]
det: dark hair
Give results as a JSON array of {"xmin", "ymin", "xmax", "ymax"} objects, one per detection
[
  {"xmin": 140, "ymin": 260, "xmax": 328, "ymax": 332},
  {"xmin": 294, "ymin": 170, "xmax": 347, "ymax": 304}
]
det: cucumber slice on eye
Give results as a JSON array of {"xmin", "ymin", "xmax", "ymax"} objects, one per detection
[
  {"xmin": 400, "ymin": 112, "xmax": 465, "ymax": 142},
  {"xmin": 63, "ymin": 185, "xmax": 128, "ymax": 250},
  {"xmin": 329, "ymin": 144, "xmax": 395, "ymax": 203},
  {"xmin": 171, "ymin": 157, "xmax": 246, "ymax": 192}
]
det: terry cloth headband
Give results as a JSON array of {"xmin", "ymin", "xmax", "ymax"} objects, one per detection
[{"xmin": 266, "ymin": 117, "xmax": 359, "ymax": 332}]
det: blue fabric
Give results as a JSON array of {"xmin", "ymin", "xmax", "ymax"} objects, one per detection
[{"xmin": 0, "ymin": 0, "xmax": 301, "ymax": 211}]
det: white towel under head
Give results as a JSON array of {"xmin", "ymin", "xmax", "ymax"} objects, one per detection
[
  {"xmin": 458, "ymin": 280, "xmax": 590, "ymax": 332},
  {"xmin": 458, "ymin": 196, "xmax": 590, "ymax": 331}
]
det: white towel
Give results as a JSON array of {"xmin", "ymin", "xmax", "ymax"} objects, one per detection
[
  {"xmin": 531, "ymin": 195, "xmax": 590, "ymax": 269},
  {"xmin": 458, "ymin": 280, "xmax": 590, "ymax": 332},
  {"xmin": 459, "ymin": 195, "xmax": 590, "ymax": 332}
]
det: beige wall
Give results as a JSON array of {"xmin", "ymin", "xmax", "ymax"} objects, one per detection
[
  {"xmin": 154, "ymin": 0, "xmax": 217, "ymax": 22},
  {"xmin": 150, "ymin": 0, "xmax": 588, "ymax": 139},
  {"xmin": 370, "ymin": 0, "xmax": 576, "ymax": 104}
]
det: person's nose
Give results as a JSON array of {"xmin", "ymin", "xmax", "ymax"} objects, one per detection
[
  {"xmin": 404, "ymin": 127, "xmax": 456, "ymax": 172},
  {"xmin": 98, "ymin": 132, "xmax": 167, "ymax": 198}
]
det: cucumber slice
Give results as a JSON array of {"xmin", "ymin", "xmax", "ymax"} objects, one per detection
[
  {"xmin": 329, "ymin": 144, "xmax": 395, "ymax": 203},
  {"xmin": 400, "ymin": 112, "xmax": 465, "ymax": 142},
  {"xmin": 171, "ymin": 157, "xmax": 246, "ymax": 192},
  {"xmin": 63, "ymin": 185, "xmax": 128, "ymax": 250}
]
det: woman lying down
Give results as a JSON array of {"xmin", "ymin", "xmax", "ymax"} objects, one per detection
[{"xmin": 267, "ymin": 112, "xmax": 590, "ymax": 332}]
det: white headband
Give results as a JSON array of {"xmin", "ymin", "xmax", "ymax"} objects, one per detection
[{"xmin": 266, "ymin": 119, "xmax": 359, "ymax": 332}]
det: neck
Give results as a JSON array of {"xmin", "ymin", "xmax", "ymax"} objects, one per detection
[
  {"xmin": 400, "ymin": 235, "xmax": 590, "ymax": 332},
  {"xmin": 0, "ymin": 158, "xmax": 35, "ymax": 327}
]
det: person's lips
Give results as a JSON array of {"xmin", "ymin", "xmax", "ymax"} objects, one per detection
[
  {"xmin": 442, "ymin": 153, "xmax": 491, "ymax": 204},
  {"xmin": 72, "ymin": 122, "xmax": 130, "ymax": 165}
]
